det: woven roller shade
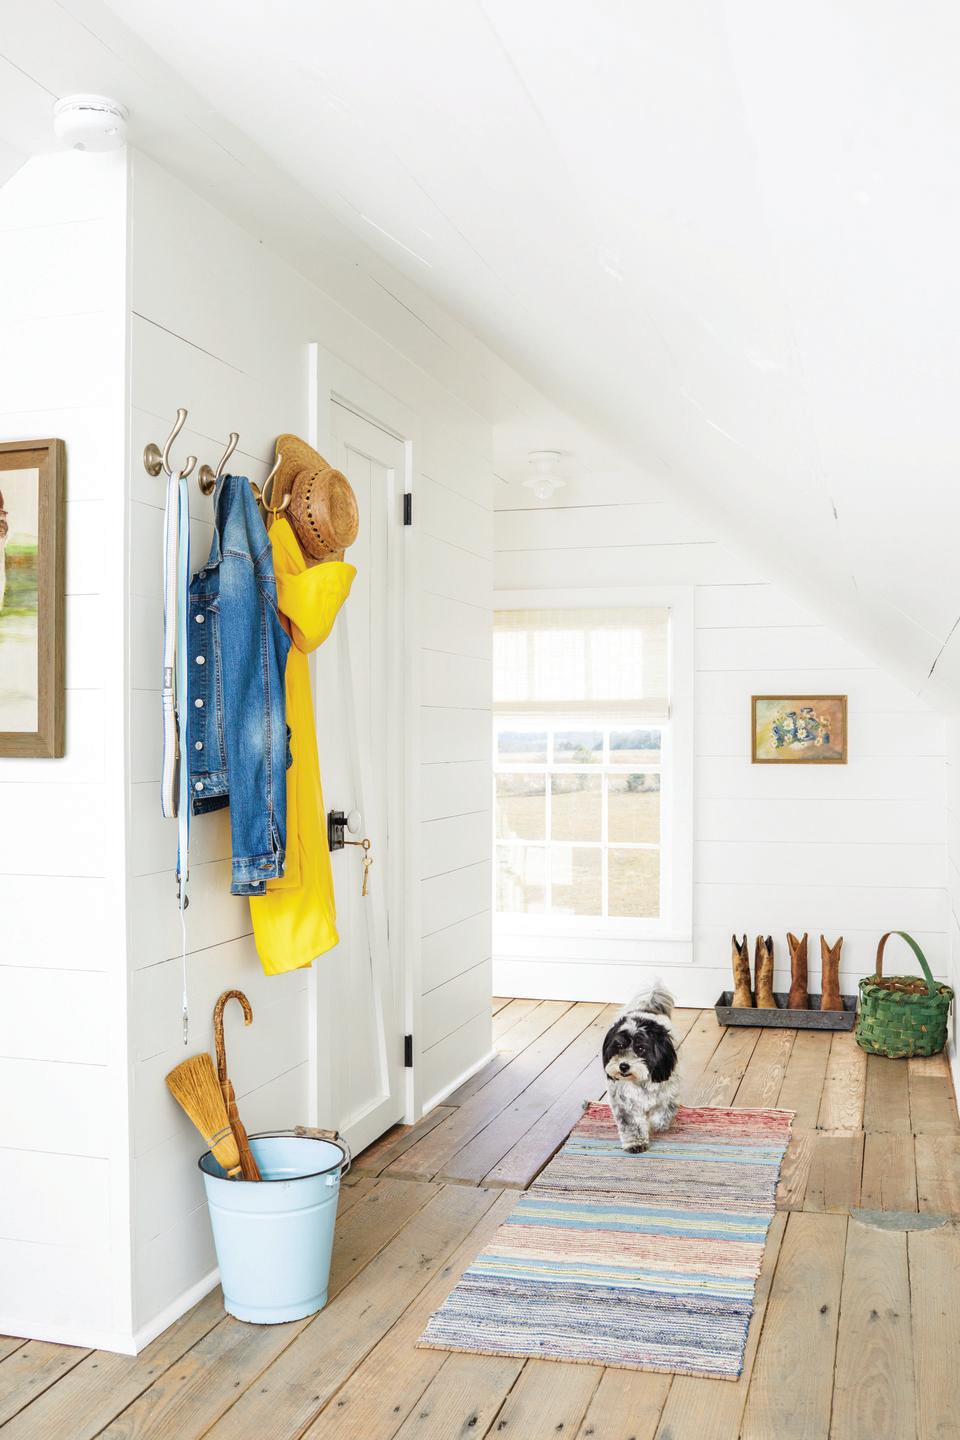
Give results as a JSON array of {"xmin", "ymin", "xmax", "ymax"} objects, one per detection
[{"xmin": 494, "ymin": 607, "xmax": 669, "ymax": 720}]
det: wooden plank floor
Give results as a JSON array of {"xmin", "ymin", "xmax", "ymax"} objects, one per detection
[{"xmin": 3, "ymin": 1002, "xmax": 959, "ymax": 1439}]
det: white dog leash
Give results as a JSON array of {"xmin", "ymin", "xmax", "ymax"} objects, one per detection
[
  {"xmin": 160, "ymin": 471, "xmax": 181, "ymax": 819},
  {"xmin": 161, "ymin": 467, "xmax": 193, "ymax": 1041}
]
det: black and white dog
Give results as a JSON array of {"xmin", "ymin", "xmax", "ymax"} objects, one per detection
[{"xmin": 602, "ymin": 981, "xmax": 679, "ymax": 1152}]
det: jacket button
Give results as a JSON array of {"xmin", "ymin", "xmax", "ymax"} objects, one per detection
[
  {"xmin": 195, "ymin": 655, "xmax": 205, "ymax": 665},
  {"xmin": 195, "ymin": 614, "xmax": 204, "ymax": 624},
  {"xmin": 195, "ymin": 741, "xmax": 203, "ymax": 750},
  {"xmin": 194, "ymin": 698, "xmax": 203, "ymax": 708},
  {"xmin": 194, "ymin": 781, "xmax": 204, "ymax": 792}
]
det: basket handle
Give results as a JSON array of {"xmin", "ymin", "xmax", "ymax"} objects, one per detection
[{"xmin": 875, "ymin": 931, "xmax": 938, "ymax": 996}]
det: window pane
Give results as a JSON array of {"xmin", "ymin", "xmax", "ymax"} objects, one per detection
[
  {"xmin": 497, "ymin": 730, "xmax": 547, "ymax": 764},
  {"xmin": 551, "ymin": 772, "xmax": 601, "ymax": 841},
  {"xmin": 607, "ymin": 772, "xmax": 661, "ymax": 843},
  {"xmin": 496, "ymin": 845, "xmax": 546, "ymax": 913},
  {"xmin": 551, "ymin": 845, "xmax": 601, "ymax": 916},
  {"xmin": 554, "ymin": 730, "xmax": 602, "ymax": 764},
  {"xmin": 608, "ymin": 848, "xmax": 660, "ymax": 918},
  {"xmin": 496, "ymin": 773, "xmax": 546, "ymax": 840},
  {"xmin": 610, "ymin": 728, "xmax": 662, "ymax": 765}
]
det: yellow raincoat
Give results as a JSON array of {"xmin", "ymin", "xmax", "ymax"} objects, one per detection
[{"xmin": 249, "ymin": 517, "xmax": 356, "ymax": 975}]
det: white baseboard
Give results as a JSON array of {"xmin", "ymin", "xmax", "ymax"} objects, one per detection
[
  {"xmin": 422, "ymin": 1048, "xmax": 496, "ymax": 1115},
  {"xmin": 131, "ymin": 1266, "xmax": 221, "ymax": 1355},
  {"xmin": 6, "ymin": 1265, "xmax": 223, "ymax": 1356},
  {"xmin": 493, "ymin": 957, "xmax": 730, "ymax": 1007},
  {"xmin": 0, "ymin": 1316, "xmax": 140, "ymax": 1356}
]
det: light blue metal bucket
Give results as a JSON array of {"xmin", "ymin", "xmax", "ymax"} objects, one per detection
[{"xmin": 199, "ymin": 1131, "xmax": 349, "ymax": 1324}]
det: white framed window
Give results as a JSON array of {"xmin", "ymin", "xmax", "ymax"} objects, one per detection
[{"xmin": 493, "ymin": 588, "xmax": 693, "ymax": 947}]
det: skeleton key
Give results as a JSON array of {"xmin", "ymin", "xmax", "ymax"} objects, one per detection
[{"xmin": 345, "ymin": 836, "xmax": 373, "ymax": 897}]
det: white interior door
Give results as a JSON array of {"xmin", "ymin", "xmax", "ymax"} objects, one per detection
[{"xmin": 312, "ymin": 400, "xmax": 407, "ymax": 1154}]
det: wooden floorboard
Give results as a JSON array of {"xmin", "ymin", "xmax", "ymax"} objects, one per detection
[
  {"xmin": 0, "ymin": 1341, "xmax": 91, "ymax": 1428},
  {"xmin": 576, "ymin": 1365, "xmax": 671, "ymax": 1440},
  {"xmin": 684, "ymin": 1024, "xmax": 760, "ymax": 1107},
  {"xmin": 442, "ymin": 1000, "xmax": 573, "ymax": 1106},
  {"xmin": 817, "ymin": 1031, "xmax": 867, "ymax": 1131},
  {"xmin": 483, "ymin": 1357, "xmax": 602, "ymax": 1439},
  {"xmin": 5, "ymin": 1001, "xmax": 959, "ymax": 1440},
  {"xmin": 831, "ymin": 1215, "xmax": 915, "ymax": 1440},
  {"xmin": 492, "ymin": 997, "xmax": 543, "ymax": 1042},
  {"xmin": 915, "ymin": 1134, "xmax": 960, "ymax": 1212},
  {"xmin": 778, "ymin": 1029, "xmax": 832, "ymax": 1128},
  {"xmin": 0, "ymin": 1290, "xmax": 226, "ymax": 1440},
  {"xmin": 864, "ymin": 1053, "xmax": 912, "ymax": 1133},
  {"xmin": 352, "ymin": 1108, "xmax": 457, "ymax": 1176},
  {"xmin": 861, "ymin": 1131, "xmax": 918, "ymax": 1212},
  {"xmin": 909, "ymin": 1224, "xmax": 960, "ymax": 1439},
  {"xmin": 803, "ymin": 1131, "xmax": 864, "ymax": 1214},
  {"xmin": 733, "ymin": 1026, "xmax": 794, "ymax": 1109},
  {"xmin": 436, "ymin": 1002, "xmax": 607, "ymax": 1184},
  {"xmin": 908, "ymin": 1071, "xmax": 960, "ymax": 1134},
  {"xmin": 740, "ymin": 1212, "xmax": 846, "ymax": 1440},
  {"xmin": 388, "ymin": 1001, "xmax": 604, "ymax": 1182},
  {"xmin": 301, "ymin": 1191, "xmax": 517, "ymax": 1440},
  {"xmin": 394, "ymin": 1350, "xmax": 525, "ymax": 1439}
]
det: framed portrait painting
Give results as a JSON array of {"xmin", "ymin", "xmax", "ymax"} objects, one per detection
[
  {"xmin": 0, "ymin": 439, "xmax": 65, "ymax": 758},
  {"xmin": 752, "ymin": 694, "xmax": 847, "ymax": 765}
]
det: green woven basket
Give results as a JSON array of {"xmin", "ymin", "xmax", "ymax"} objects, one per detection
[{"xmin": 855, "ymin": 931, "xmax": 954, "ymax": 1058}]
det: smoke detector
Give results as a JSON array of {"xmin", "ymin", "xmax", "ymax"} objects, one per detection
[
  {"xmin": 524, "ymin": 450, "xmax": 566, "ymax": 501},
  {"xmin": 53, "ymin": 95, "xmax": 128, "ymax": 153}
]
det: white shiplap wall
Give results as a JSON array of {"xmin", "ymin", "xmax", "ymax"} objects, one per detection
[
  {"xmin": 126, "ymin": 151, "xmax": 493, "ymax": 1340},
  {"xmin": 0, "ymin": 151, "xmax": 134, "ymax": 1349},
  {"xmin": 494, "ymin": 480, "xmax": 948, "ymax": 1005}
]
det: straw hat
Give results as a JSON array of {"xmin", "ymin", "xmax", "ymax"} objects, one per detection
[{"xmin": 273, "ymin": 433, "xmax": 359, "ymax": 562}]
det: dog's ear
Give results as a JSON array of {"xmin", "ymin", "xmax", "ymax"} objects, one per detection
[
  {"xmin": 601, "ymin": 1023, "xmax": 621, "ymax": 1070},
  {"xmin": 639, "ymin": 1021, "xmax": 676, "ymax": 1084}
]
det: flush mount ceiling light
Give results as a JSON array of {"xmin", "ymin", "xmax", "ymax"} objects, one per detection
[{"xmin": 524, "ymin": 450, "xmax": 566, "ymax": 501}]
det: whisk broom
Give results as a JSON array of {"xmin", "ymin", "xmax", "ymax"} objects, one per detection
[{"xmin": 166, "ymin": 1052, "xmax": 242, "ymax": 1178}]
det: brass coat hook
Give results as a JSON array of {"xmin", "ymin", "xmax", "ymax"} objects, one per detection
[
  {"xmin": 259, "ymin": 450, "xmax": 292, "ymax": 523},
  {"xmin": 144, "ymin": 407, "xmax": 197, "ymax": 479},
  {"xmin": 197, "ymin": 432, "xmax": 240, "ymax": 496}
]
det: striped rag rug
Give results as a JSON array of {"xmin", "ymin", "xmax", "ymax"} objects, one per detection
[{"xmin": 418, "ymin": 1102, "xmax": 793, "ymax": 1379}]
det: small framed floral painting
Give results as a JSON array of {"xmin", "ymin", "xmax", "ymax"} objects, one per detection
[{"xmin": 752, "ymin": 695, "xmax": 847, "ymax": 764}]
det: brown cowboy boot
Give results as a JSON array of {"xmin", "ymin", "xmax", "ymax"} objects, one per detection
[
  {"xmin": 731, "ymin": 934, "xmax": 753, "ymax": 1007},
  {"xmin": 754, "ymin": 935, "xmax": 777, "ymax": 1008},
  {"xmin": 787, "ymin": 932, "xmax": 809, "ymax": 1009},
  {"xmin": 820, "ymin": 935, "xmax": 844, "ymax": 1010}
]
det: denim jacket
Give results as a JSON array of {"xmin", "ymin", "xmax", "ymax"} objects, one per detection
[{"xmin": 187, "ymin": 475, "xmax": 291, "ymax": 895}]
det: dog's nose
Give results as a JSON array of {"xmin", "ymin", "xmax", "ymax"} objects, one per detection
[{"xmin": 618, "ymin": 1061, "xmax": 630, "ymax": 1075}]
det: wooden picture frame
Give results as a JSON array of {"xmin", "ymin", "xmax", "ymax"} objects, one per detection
[
  {"xmin": 0, "ymin": 439, "xmax": 65, "ymax": 757},
  {"xmin": 751, "ymin": 694, "xmax": 847, "ymax": 765}
]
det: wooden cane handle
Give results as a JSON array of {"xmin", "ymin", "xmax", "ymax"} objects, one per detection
[{"xmin": 213, "ymin": 989, "xmax": 254, "ymax": 1085}]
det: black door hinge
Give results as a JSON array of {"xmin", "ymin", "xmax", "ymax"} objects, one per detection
[
  {"xmin": 403, "ymin": 492, "xmax": 413, "ymax": 526},
  {"xmin": 404, "ymin": 1034, "xmax": 414, "ymax": 1068}
]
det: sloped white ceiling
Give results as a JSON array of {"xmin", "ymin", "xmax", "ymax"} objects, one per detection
[{"xmin": 4, "ymin": 1, "xmax": 959, "ymax": 705}]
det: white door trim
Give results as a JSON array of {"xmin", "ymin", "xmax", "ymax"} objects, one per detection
[{"xmin": 305, "ymin": 343, "xmax": 421, "ymax": 1129}]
